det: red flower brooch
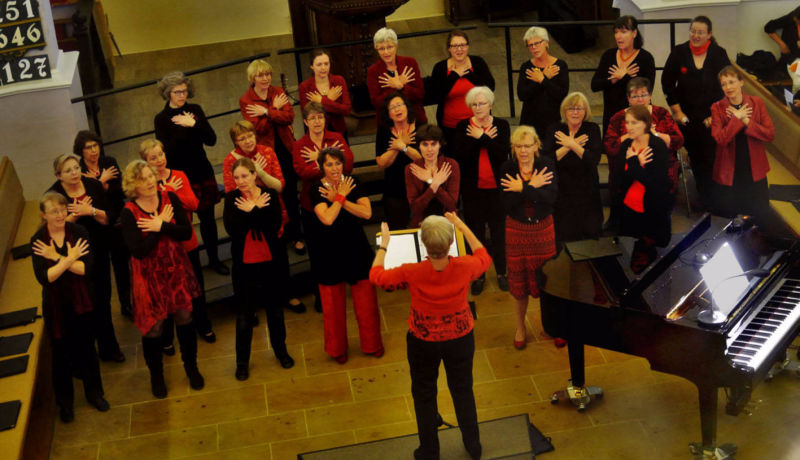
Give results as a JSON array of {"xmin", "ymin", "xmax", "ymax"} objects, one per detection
[{"xmin": 680, "ymin": 66, "xmax": 688, "ymax": 74}]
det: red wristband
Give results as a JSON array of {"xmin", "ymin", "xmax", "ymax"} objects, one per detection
[{"xmin": 334, "ymin": 194, "xmax": 346, "ymax": 204}]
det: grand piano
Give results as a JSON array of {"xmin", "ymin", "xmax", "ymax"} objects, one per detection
[{"xmin": 540, "ymin": 214, "xmax": 800, "ymax": 459}]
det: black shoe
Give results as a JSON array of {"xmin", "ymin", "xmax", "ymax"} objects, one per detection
[
  {"xmin": 150, "ymin": 372, "xmax": 167, "ymax": 399},
  {"xmin": 277, "ymin": 353, "xmax": 295, "ymax": 369},
  {"xmin": 162, "ymin": 344, "xmax": 176, "ymax": 356},
  {"xmin": 208, "ymin": 261, "xmax": 230, "ymax": 276},
  {"xmin": 186, "ymin": 367, "xmax": 205, "ymax": 390},
  {"xmin": 100, "ymin": 351, "xmax": 126, "ymax": 363},
  {"xmin": 88, "ymin": 396, "xmax": 110, "ymax": 412},
  {"xmin": 285, "ymin": 300, "xmax": 306, "ymax": 314},
  {"xmin": 293, "ymin": 240, "xmax": 307, "ymax": 255},
  {"xmin": 471, "ymin": 276, "xmax": 485, "ymax": 296},
  {"xmin": 59, "ymin": 406, "xmax": 74, "ymax": 423},
  {"xmin": 465, "ymin": 442, "xmax": 482, "ymax": 460},
  {"xmin": 199, "ymin": 331, "xmax": 216, "ymax": 343},
  {"xmin": 497, "ymin": 274, "xmax": 509, "ymax": 292},
  {"xmin": 235, "ymin": 363, "xmax": 249, "ymax": 381}
]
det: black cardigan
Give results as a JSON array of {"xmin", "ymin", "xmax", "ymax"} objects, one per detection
[
  {"xmin": 119, "ymin": 191, "xmax": 192, "ymax": 259},
  {"xmin": 80, "ymin": 155, "xmax": 125, "ymax": 224},
  {"xmin": 154, "ymin": 102, "xmax": 217, "ymax": 183},
  {"xmin": 500, "ymin": 155, "xmax": 558, "ymax": 223},
  {"xmin": 429, "ymin": 55, "xmax": 495, "ymax": 126},
  {"xmin": 450, "ymin": 117, "xmax": 511, "ymax": 199},
  {"xmin": 222, "ymin": 187, "xmax": 283, "ymax": 268},
  {"xmin": 661, "ymin": 41, "xmax": 731, "ymax": 121},
  {"xmin": 517, "ymin": 58, "xmax": 569, "ymax": 137},
  {"xmin": 591, "ymin": 48, "xmax": 655, "ymax": 129},
  {"xmin": 618, "ymin": 136, "xmax": 672, "ymax": 214}
]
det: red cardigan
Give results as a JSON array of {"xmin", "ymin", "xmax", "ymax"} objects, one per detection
[
  {"xmin": 159, "ymin": 169, "xmax": 199, "ymax": 252},
  {"xmin": 239, "ymin": 85, "xmax": 296, "ymax": 152},
  {"xmin": 405, "ymin": 156, "xmax": 460, "ymax": 228},
  {"xmin": 298, "ymin": 74, "xmax": 352, "ymax": 135},
  {"xmin": 292, "ymin": 131, "xmax": 354, "ymax": 211},
  {"xmin": 367, "ymin": 55, "xmax": 427, "ymax": 124},
  {"xmin": 369, "ymin": 247, "xmax": 491, "ymax": 342},
  {"xmin": 710, "ymin": 93, "xmax": 774, "ymax": 186}
]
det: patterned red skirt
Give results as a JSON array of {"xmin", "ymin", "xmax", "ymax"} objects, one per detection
[
  {"xmin": 190, "ymin": 176, "xmax": 221, "ymax": 212},
  {"xmin": 505, "ymin": 215, "xmax": 556, "ymax": 299}
]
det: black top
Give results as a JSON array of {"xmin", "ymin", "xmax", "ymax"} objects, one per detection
[
  {"xmin": 764, "ymin": 12, "xmax": 800, "ymax": 59},
  {"xmin": 309, "ymin": 177, "xmax": 374, "ymax": 285},
  {"xmin": 48, "ymin": 177, "xmax": 111, "ymax": 252},
  {"xmin": 375, "ymin": 124, "xmax": 421, "ymax": 199},
  {"xmin": 500, "ymin": 155, "xmax": 558, "ymax": 223},
  {"xmin": 79, "ymin": 155, "xmax": 125, "ymax": 224},
  {"xmin": 619, "ymin": 136, "xmax": 673, "ymax": 213},
  {"xmin": 222, "ymin": 186, "xmax": 284, "ymax": 268},
  {"xmin": 517, "ymin": 58, "xmax": 570, "ymax": 137},
  {"xmin": 154, "ymin": 102, "xmax": 217, "ymax": 183},
  {"xmin": 119, "ymin": 192, "xmax": 192, "ymax": 259},
  {"xmin": 429, "ymin": 55, "xmax": 495, "ymax": 127},
  {"xmin": 662, "ymin": 41, "xmax": 731, "ymax": 121},
  {"xmin": 591, "ymin": 48, "xmax": 656, "ymax": 129},
  {"xmin": 450, "ymin": 117, "xmax": 511, "ymax": 199}
]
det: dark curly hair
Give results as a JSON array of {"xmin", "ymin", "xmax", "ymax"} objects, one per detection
[{"xmin": 72, "ymin": 130, "xmax": 103, "ymax": 157}]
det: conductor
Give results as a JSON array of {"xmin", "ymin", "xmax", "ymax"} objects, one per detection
[{"xmin": 370, "ymin": 213, "xmax": 490, "ymax": 460}]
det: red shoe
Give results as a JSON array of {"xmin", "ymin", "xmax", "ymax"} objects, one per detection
[
  {"xmin": 554, "ymin": 338, "xmax": 567, "ymax": 348},
  {"xmin": 334, "ymin": 353, "xmax": 348, "ymax": 364},
  {"xmin": 513, "ymin": 339, "xmax": 526, "ymax": 350}
]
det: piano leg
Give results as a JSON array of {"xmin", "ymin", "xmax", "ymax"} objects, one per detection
[
  {"xmin": 689, "ymin": 384, "xmax": 737, "ymax": 459},
  {"xmin": 550, "ymin": 341, "xmax": 604, "ymax": 412}
]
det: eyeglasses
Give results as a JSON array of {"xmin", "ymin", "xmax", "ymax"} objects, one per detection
[
  {"xmin": 388, "ymin": 103, "xmax": 406, "ymax": 111},
  {"xmin": 306, "ymin": 114, "xmax": 325, "ymax": 122},
  {"xmin": 515, "ymin": 143, "xmax": 536, "ymax": 150},
  {"xmin": 449, "ymin": 43, "xmax": 469, "ymax": 49},
  {"xmin": 689, "ymin": 29, "xmax": 708, "ymax": 36},
  {"xmin": 629, "ymin": 92, "xmax": 650, "ymax": 100},
  {"xmin": 376, "ymin": 44, "xmax": 396, "ymax": 53},
  {"xmin": 236, "ymin": 133, "xmax": 256, "ymax": 143},
  {"xmin": 527, "ymin": 40, "xmax": 546, "ymax": 48},
  {"xmin": 83, "ymin": 142, "xmax": 100, "ymax": 150},
  {"xmin": 566, "ymin": 106, "xmax": 586, "ymax": 112},
  {"xmin": 44, "ymin": 207, "xmax": 67, "ymax": 216},
  {"xmin": 171, "ymin": 89, "xmax": 188, "ymax": 95},
  {"xmin": 471, "ymin": 101, "xmax": 489, "ymax": 108}
]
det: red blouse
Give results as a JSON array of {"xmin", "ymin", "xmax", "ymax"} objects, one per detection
[{"xmin": 442, "ymin": 74, "xmax": 475, "ymax": 128}]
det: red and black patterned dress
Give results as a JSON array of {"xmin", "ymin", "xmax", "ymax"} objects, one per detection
[{"xmin": 120, "ymin": 190, "xmax": 200, "ymax": 335}]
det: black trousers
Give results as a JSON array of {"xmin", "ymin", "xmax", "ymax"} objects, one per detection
[
  {"xmin": 407, "ymin": 331, "xmax": 480, "ymax": 460},
  {"xmin": 52, "ymin": 313, "xmax": 104, "ymax": 409},
  {"xmin": 109, "ymin": 225, "xmax": 131, "ymax": 312},
  {"xmin": 682, "ymin": 119, "xmax": 716, "ymax": 207},
  {"xmin": 463, "ymin": 189, "xmax": 506, "ymax": 275},
  {"xmin": 275, "ymin": 138, "xmax": 302, "ymax": 242},
  {"xmin": 197, "ymin": 207, "xmax": 221, "ymax": 263},
  {"xmin": 92, "ymin": 245, "xmax": 121, "ymax": 358},
  {"xmin": 233, "ymin": 260, "xmax": 288, "ymax": 364}
]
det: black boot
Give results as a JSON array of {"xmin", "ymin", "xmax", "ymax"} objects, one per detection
[
  {"xmin": 176, "ymin": 323, "xmax": 204, "ymax": 390},
  {"xmin": 142, "ymin": 336, "xmax": 167, "ymax": 398},
  {"xmin": 235, "ymin": 314, "xmax": 253, "ymax": 380}
]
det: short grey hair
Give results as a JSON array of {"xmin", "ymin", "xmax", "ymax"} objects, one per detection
[
  {"xmin": 465, "ymin": 86, "xmax": 495, "ymax": 107},
  {"xmin": 157, "ymin": 71, "xmax": 195, "ymax": 100},
  {"xmin": 523, "ymin": 26, "xmax": 549, "ymax": 45},
  {"xmin": 373, "ymin": 27, "xmax": 398, "ymax": 47},
  {"xmin": 420, "ymin": 215, "xmax": 454, "ymax": 259}
]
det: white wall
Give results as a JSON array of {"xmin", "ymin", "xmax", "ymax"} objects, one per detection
[{"xmin": 102, "ymin": 0, "xmax": 445, "ymax": 55}]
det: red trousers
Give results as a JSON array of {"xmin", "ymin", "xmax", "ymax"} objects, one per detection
[{"xmin": 318, "ymin": 279, "xmax": 383, "ymax": 357}]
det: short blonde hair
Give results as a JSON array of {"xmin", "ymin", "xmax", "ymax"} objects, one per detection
[
  {"xmin": 420, "ymin": 215, "xmax": 454, "ymax": 259},
  {"xmin": 122, "ymin": 160, "xmax": 158, "ymax": 199},
  {"xmin": 465, "ymin": 86, "xmax": 494, "ymax": 107},
  {"xmin": 559, "ymin": 92, "xmax": 592, "ymax": 122},
  {"xmin": 229, "ymin": 120, "xmax": 255, "ymax": 145},
  {"xmin": 53, "ymin": 153, "xmax": 81, "ymax": 175},
  {"xmin": 157, "ymin": 71, "xmax": 194, "ymax": 100},
  {"xmin": 373, "ymin": 27, "xmax": 398, "ymax": 47},
  {"xmin": 138, "ymin": 139, "xmax": 164, "ymax": 160},
  {"xmin": 246, "ymin": 59, "xmax": 273, "ymax": 85},
  {"xmin": 510, "ymin": 126, "xmax": 540, "ymax": 160}
]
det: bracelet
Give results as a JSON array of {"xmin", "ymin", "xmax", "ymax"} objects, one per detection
[
  {"xmin": 378, "ymin": 246, "xmax": 388, "ymax": 252},
  {"xmin": 334, "ymin": 194, "xmax": 346, "ymax": 204},
  {"xmin": 92, "ymin": 207, "xmax": 97, "ymax": 217}
]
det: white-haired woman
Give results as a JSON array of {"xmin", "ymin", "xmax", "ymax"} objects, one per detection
[
  {"xmin": 154, "ymin": 71, "xmax": 227, "ymax": 275},
  {"xmin": 451, "ymin": 86, "xmax": 510, "ymax": 294},
  {"xmin": 367, "ymin": 27, "xmax": 427, "ymax": 124},
  {"xmin": 120, "ymin": 161, "xmax": 204, "ymax": 398},
  {"xmin": 239, "ymin": 59, "xmax": 303, "ymax": 255},
  {"xmin": 500, "ymin": 126, "xmax": 557, "ymax": 350},
  {"xmin": 540, "ymin": 92, "xmax": 603, "ymax": 244},
  {"xmin": 517, "ymin": 26, "xmax": 569, "ymax": 138},
  {"xmin": 370, "ymin": 213, "xmax": 490, "ymax": 460}
]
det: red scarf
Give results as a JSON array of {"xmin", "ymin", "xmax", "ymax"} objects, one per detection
[{"xmin": 689, "ymin": 41, "xmax": 711, "ymax": 55}]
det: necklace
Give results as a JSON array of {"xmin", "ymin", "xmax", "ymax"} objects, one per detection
[{"xmin": 617, "ymin": 48, "xmax": 637, "ymax": 64}]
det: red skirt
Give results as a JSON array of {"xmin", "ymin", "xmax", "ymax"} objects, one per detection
[{"xmin": 505, "ymin": 215, "xmax": 556, "ymax": 299}]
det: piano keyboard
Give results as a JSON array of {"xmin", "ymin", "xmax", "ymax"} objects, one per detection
[{"xmin": 726, "ymin": 276, "xmax": 800, "ymax": 371}]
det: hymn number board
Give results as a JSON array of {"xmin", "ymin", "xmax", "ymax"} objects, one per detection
[{"xmin": 0, "ymin": 0, "xmax": 51, "ymax": 86}]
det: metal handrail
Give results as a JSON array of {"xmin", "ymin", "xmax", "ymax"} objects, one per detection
[{"xmin": 488, "ymin": 18, "xmax": 692, "ymax": 118}]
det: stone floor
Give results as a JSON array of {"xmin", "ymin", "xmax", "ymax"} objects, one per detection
[{"xmin": 51, "ymin": 13, "xmax": 800, "ymax": 460}]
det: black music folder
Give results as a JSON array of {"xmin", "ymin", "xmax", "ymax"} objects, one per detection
[
  {"xmin": 0, "ymin": 307, "xmax": 38, "ymax": 330},
  {"xmin": 0, "ymin": 333, "xmax": 33, "ymax": 358},
  {"xmin": 565, "ymin": 237, "xmax": 622, "ymax": 262},
  {"xmin": 0, "ymin": 355, "xmax": 28, "ymax": 379},
  {"xmin": 0, "ymin": 400, "xmax": 22, "ymax": 431}
]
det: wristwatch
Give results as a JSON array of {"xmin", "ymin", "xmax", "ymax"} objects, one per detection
[
  {"xmin": 426, "ymin": 178, "xmax": 433, "ymax": 185},
  {"xmin": 92, "ymin": 207, "xmax": 97, "ymax": 217},
  {"xmin": 402, "ymin": 145, "xmax": 409, "ymax": 154}
]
